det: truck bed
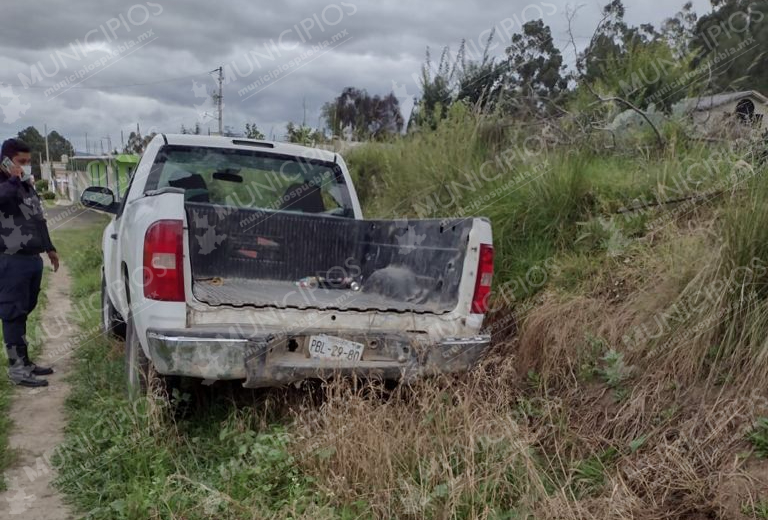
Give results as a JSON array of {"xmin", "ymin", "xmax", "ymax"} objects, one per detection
[
  {"xmin": 186, "ymin": 203, "xmax": 477, "ymax": 315},
  {"xmin": 193, "ymin": 277, "xmax": 453, "ymax": 314}
]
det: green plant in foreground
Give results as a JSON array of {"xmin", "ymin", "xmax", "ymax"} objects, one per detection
[
  {"xmin": 571, "ymin": 448, "xmax": 618, "ymax": 498},
  {"xmin": 741, "ymin": 499, "xmax": 768, "ymax": 518},
  {"xmin": 576, "ymin": 217, "xmax": 630, "ymax": 257},
  {"xmin": 578, "ymin": 334, "xmax": 606, "ymax": 382},
  {"xmin": 748, "ymin": 418, "xmax": 768, "ymax": 458},
  {"xmin": 598, "ymin": 349, "xmax": 634, "ymax": 401}
]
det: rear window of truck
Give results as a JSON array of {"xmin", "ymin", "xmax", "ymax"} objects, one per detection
[{"xmin": 144, "ymin": 145, "xmax": 354, "ymax": 217}]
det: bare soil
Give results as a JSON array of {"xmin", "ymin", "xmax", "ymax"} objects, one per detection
[{"xmin": 0, "ymin": 261, "xmax": 75, "ymax": 519}]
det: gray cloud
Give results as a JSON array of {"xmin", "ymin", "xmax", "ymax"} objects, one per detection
[{"xmin": 0, "ymin": 0, "xmax": 710, "ymax": 152}]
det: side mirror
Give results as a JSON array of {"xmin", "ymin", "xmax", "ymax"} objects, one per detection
[{"xmin": 81, "ymin": 186, "xmax": 118, "ymax": 214}]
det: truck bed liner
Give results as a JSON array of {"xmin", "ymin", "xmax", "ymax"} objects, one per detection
[
  {"xmin": 193, "ymin": 277, "xmax": 452, "ymax": 314},
  {"xmin": 186, "ymin": 203, "xmax": 476, "ymax": 314}
]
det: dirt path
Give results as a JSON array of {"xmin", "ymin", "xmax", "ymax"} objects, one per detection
[{"xmin": 0, "ymin": 261, "xmax": 75, "ymax": 519}]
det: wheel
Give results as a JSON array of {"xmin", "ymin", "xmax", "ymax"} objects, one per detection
[
  {"xmin": 102, "ymin": 272, "xmax": 126, "ymax": 339},
  {"xmin": 125, "ymin": 311, "xmax": 181, "ymax": 406},
  {"xmin": 125, "ymin": 312, "xmax": 149, "ymax": 401}
]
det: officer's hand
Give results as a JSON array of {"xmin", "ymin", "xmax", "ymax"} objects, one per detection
[
  {"xmin": 48, "ymin": 251, "xmax": 60, "ymax": 272},
  {"xmin": 6, "ymin": 163, "xmax": 22, "ymax": 179}
]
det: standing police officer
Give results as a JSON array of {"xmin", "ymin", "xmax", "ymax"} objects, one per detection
[{"xmin": 0, "ymin": 138, "xmax": 59, "ymax": 388}]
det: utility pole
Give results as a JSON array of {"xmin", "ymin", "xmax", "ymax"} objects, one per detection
[
  {"xmin": 210, "ymin": 66, "xmax": 223, "ymax": 135},
  {"xmin": 121, "ymin": 130, "xmax": 125, "ymax": 151},
  {"xmin": 85, "ymin": 132, "xmax": 88, "ymax": 154},
  {"xmin": 218, "ymin": 66, "xmax": 223, "ymax": 135},
  {"xmin": 44, "ymin": 124, "xmax": 50, "ymax": 164}
]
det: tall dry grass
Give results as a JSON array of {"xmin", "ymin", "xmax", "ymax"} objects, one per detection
[{"xmin": 289, "ymin": 134, "xmax": 768, "ymax": 519}]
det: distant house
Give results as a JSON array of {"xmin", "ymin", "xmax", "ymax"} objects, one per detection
[
  {"xmin": 60, "ymin": 154, "xmax": 139, "ymax": 202},
  {"xmin": 673, "ymin": 90, "xmax": 768, "ymax": 135}
]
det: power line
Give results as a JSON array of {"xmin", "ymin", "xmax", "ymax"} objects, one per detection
[{"xmin": 15, "ymin": 71, "xmax": 211, "ymax": 90}]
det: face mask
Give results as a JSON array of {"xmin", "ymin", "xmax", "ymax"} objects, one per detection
[{"xmin": 21, "ymin": 165, "xmax": 32, "ymax": 182}]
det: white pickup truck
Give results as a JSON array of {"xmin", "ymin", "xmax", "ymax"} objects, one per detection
[{"xmin": 81, "ymin": 134, "xmax": 493, "ymax": 396}]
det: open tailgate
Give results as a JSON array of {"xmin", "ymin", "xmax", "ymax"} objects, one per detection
[{"xmin": 186, "ymin": 203, "xmax": 476, "ymax": 314}]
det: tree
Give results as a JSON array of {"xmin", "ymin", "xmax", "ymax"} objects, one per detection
[
  {"xmin": 244, "ymin": 123, "xmax": 265, "ymax": 139},
  {"xmin": 503, "ymin": 19, "xmax": 568, "ymax": 114},
  {"xmin": 574, "ymin": 0, "xmax": 699, "ymax": 113},
  {"xmin": 411, "ymin": 25, "xmax": 566, "ymax": 124},
  {"xmin": 689, "ymin": 0, "xmax": 768, "ymax": 93},
  {"xmin": 47, "ymin": 131, "xmax": 74, "ymax": 161},
  {"xmin": 123, "ymin": 131, "xmax": 156, "ymax": 155},
  {"xmin": 16, "ymin": 126, "xmax": 74, "ymax": 176},
  {"xmin": 411, "ymin": 46, "xmax": 461, "ymax": 129},
  {"xmin": 456, "ymin": 33, "xmax": 508, "ymax": 113},
  {"xmin": 580, "ymin": 0, "xmax": 630, "ymax": 83},
  {"xmin": 662, "ymin": 1, "xmax": 699, "ymax": 57},
  {"xmin": 285, "ymin": 122, "xmax": 314, "ymax": 145},
  {"xmin": 322, "ymin": 87, "xmax": 404, "ymax": 140}
]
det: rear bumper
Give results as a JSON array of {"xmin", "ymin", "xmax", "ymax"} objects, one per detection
[{"xmin": 145, "ymin": 328, "xmax": 490, "ymax": 388}]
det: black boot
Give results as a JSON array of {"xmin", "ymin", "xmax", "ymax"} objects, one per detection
[
  {"xmin": 25, "ymin": 361, "xmax": 54, "ymax": 376},
  {"xmin": 19, "ymin": 344, "xmax": 53, "ymax": 376},
  {"xmin": 7, "ymin": 345, "xmax": 49, "ymax": 387}
]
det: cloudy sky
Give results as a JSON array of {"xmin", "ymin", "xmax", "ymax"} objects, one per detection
[{"xmin": 0, "ymin": 0, "xmax": 711, "ymax": 154}]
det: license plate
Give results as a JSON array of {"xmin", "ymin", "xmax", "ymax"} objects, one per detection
[{"xmin": 308, "ymin": 334, "xmax": 364, "ymax": 362}]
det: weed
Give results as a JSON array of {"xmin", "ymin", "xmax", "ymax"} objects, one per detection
[
  {"xmin": 578, "ymin": 334, "xmax": 607, "ymax": 382},
  {"xmin": 742, "ymin": 500, "xmax": 768, "ymax": 518},
  {"xmin": 576, "ymin": 217, "xmax": 630, "ymax": 257},
  {"xmin": 747, "ymin": 418, "xmax": 768, "ymax": 458},
  {"xmin": 571, "ymin": 448, "xmax": 619, "ymax": 498},
  {"xmin": 597, "ymin": 349, "xmax": 633, "ymax": 401}
]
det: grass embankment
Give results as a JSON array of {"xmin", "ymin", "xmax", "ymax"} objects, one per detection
[
  {"xmin": 53, "ymin": 108, "xmax": 768, "ymax": 518},
  {"xmin": 0, "ymin": 268, "xmax": 49, "ymax": 490}
]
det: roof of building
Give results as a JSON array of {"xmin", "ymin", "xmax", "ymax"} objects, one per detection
[
  {"xmin": 675, "ymin": 90, "xmax": 768, "ymax": 112},
  {"xmin": 113, "ymin": 154, "xmax": 139, "ymax": 163}
]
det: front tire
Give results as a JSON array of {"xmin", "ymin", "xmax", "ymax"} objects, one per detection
[{"xmin": 102, "ymin": 272, "xmax": 126, "ymax": 340}]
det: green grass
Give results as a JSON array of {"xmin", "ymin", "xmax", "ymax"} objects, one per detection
[
  {"xmin": 50, "ymin": 226, "xmax": 326, "ymax": 519},
  {"xmin": 748, "ymin": 418, "xmax": 768, "ymax": 458},
  {"xmin": 346, "ymin": 105, "xmax": 741, "ymax": 300},
  {"xmin": 742, "ymin": 500, "xmax": 768, "ymax": 518},
  {"xmin": 47, "ymin": 113, "xmax": 768, "ymax": 518},
  {"xmin": 0, "ymin": 265, "xmax": 49, "ymax": 490}
]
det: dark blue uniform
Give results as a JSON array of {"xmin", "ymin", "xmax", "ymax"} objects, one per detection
[{"xmin": 0, "ymin": 173, "xmax": 55, "ymax": 355}]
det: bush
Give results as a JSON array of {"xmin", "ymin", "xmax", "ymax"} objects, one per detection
[
  {"xmin": 35, "ymin": 179, "xmax": 49, "ymax": 192},
  {"xmin": 748, "ymin": 418, "xmax": 768, "ymax": 458},
  {"xmin": 41, "ymin": 191, "xmax": 55, "ymax": 200}
]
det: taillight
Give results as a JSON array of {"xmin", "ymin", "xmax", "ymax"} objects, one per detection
[
  {"xmin": 143, "ymin": 220, "xmax": 185, "ymax": 302},
  {"xmin": 471, "ymin": 244, "xmax": 494, "ymax": 314}
]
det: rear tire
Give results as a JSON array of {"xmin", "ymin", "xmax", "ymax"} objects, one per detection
[
  {"xmin": 125, "ymin": 312, "xmax": 183, "ymax": 409},
  {"xmin": 102, "ymin": 273, "xmax": 126, "ymax": 340},
  {"xmin": 125, "ymin": 312, "xmax": 149, "ymax": 401}
]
